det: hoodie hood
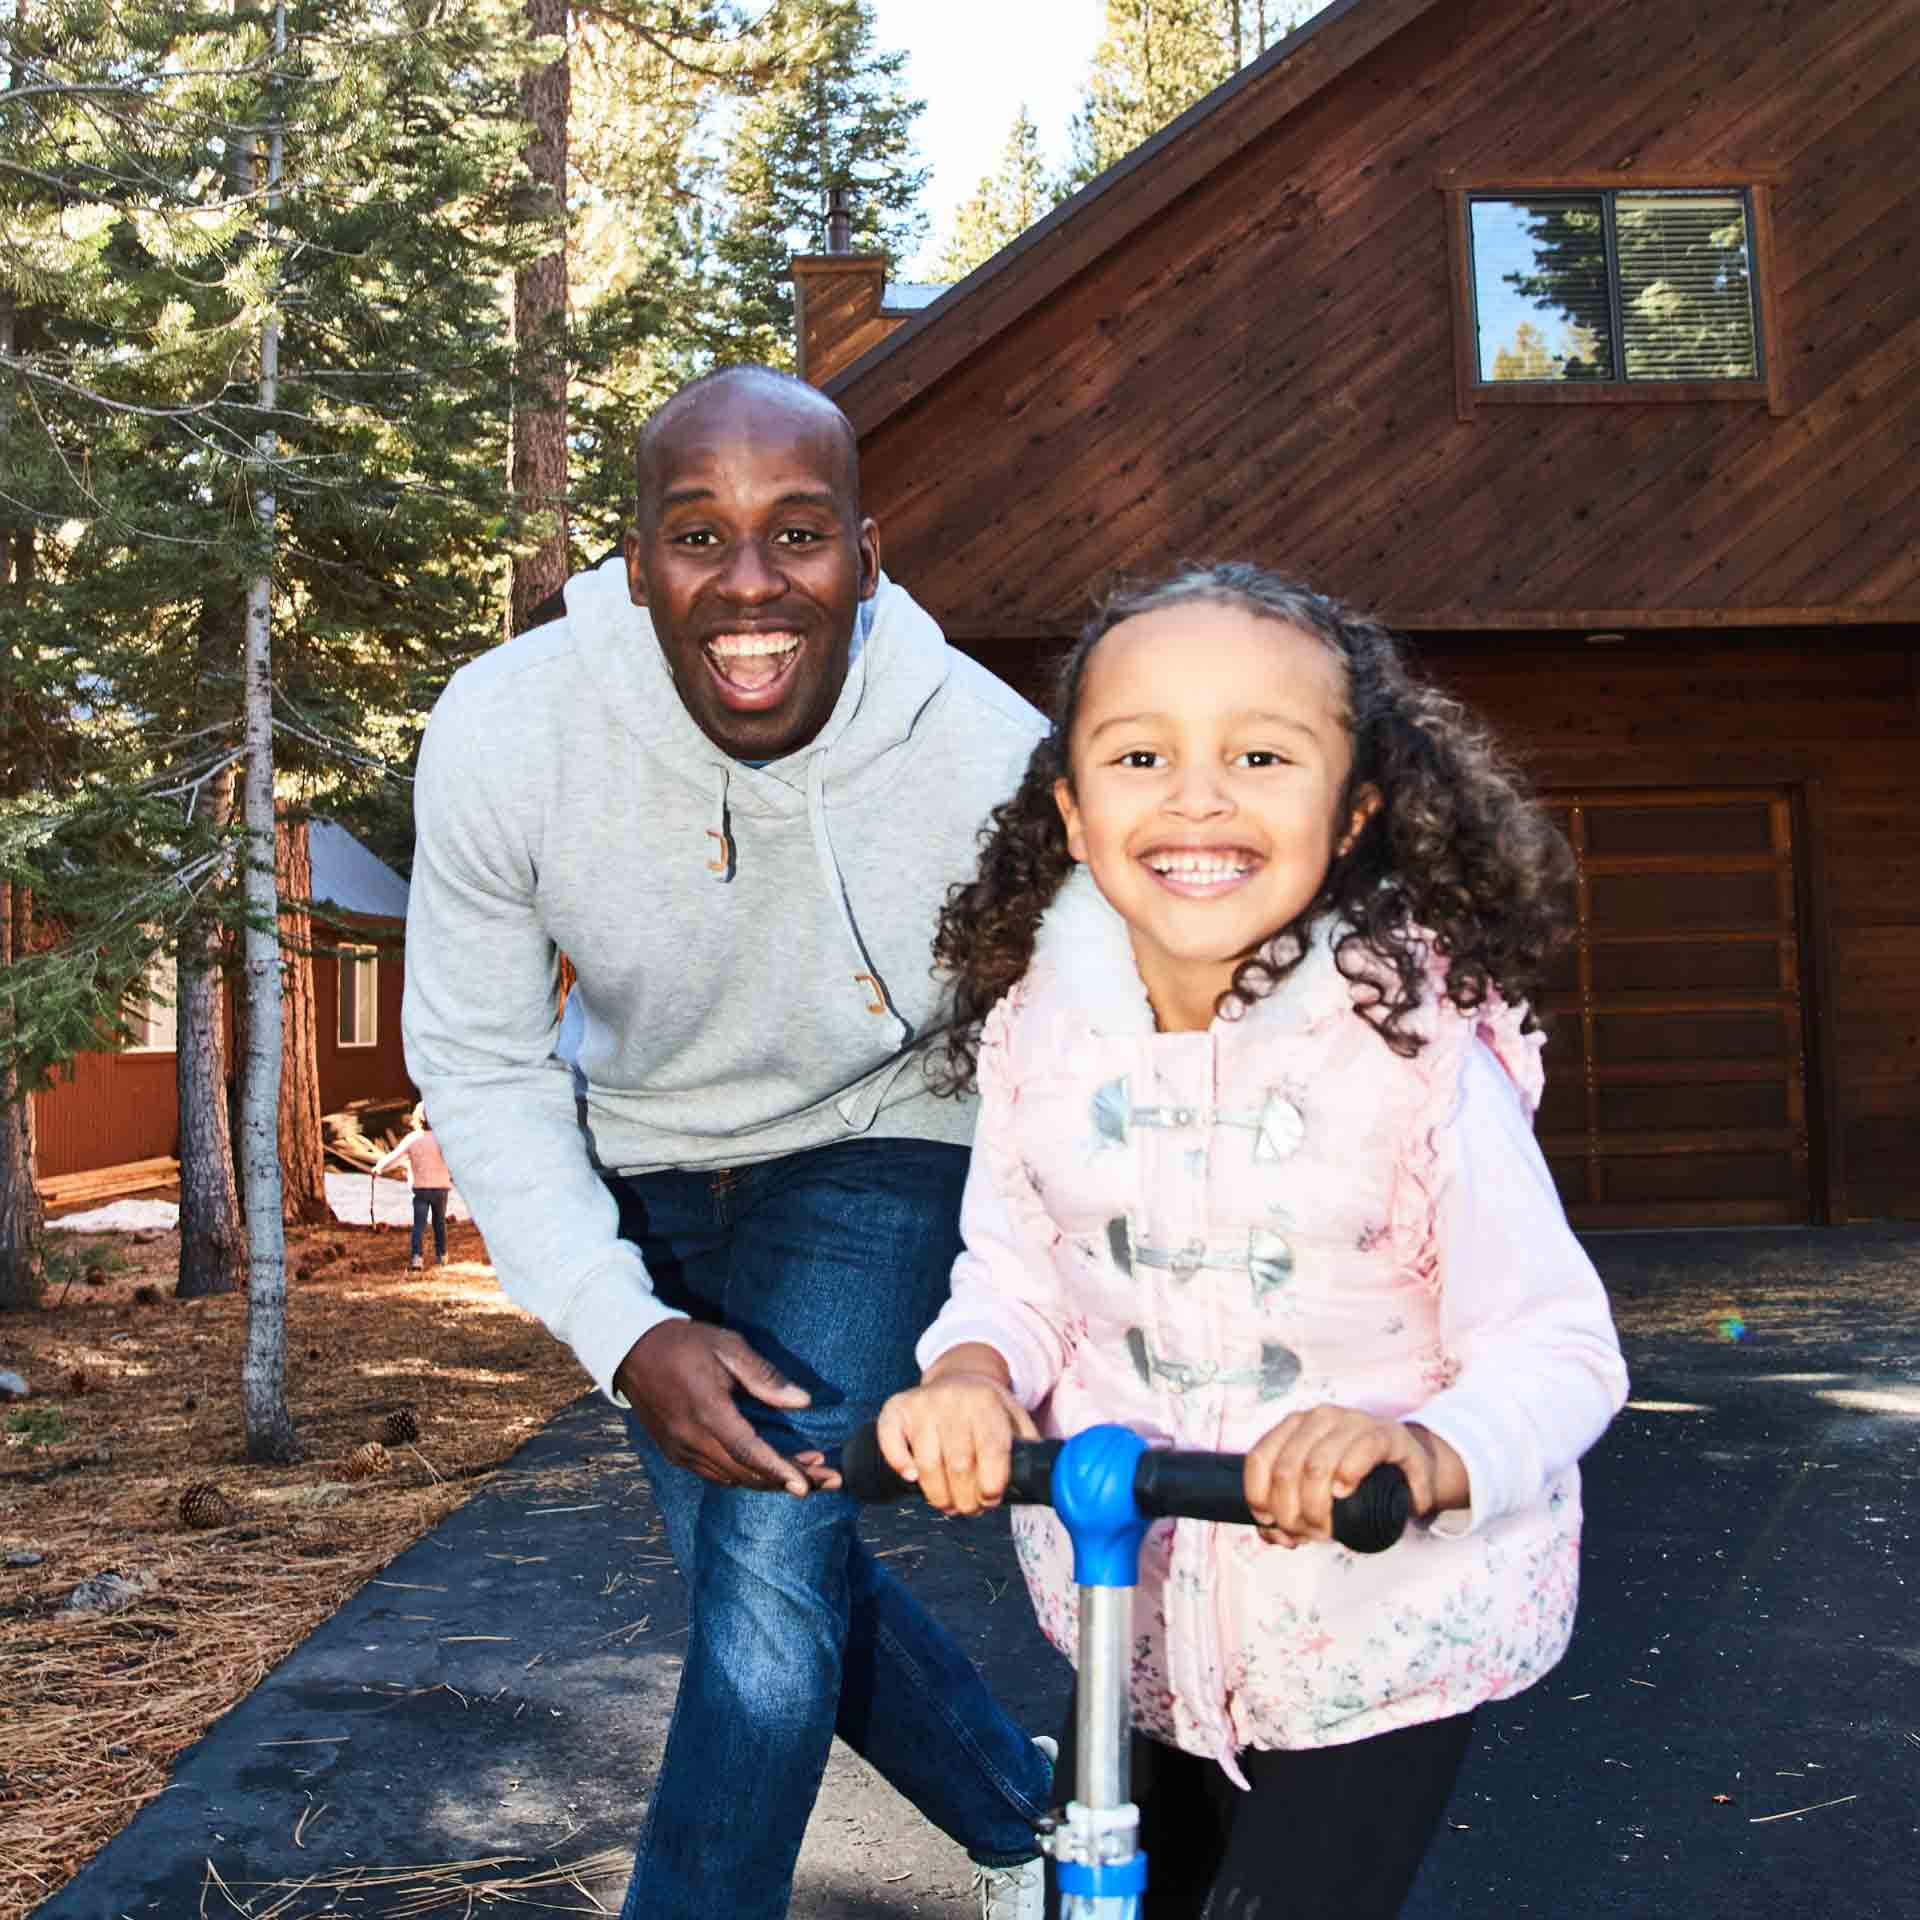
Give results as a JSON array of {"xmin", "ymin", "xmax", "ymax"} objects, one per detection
[{"xmin": 562, "ymin": 554, "xmax": 952, "ymax": 816}]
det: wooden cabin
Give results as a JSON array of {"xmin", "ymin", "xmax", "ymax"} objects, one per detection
[
  {"xmin": 799, "ymin": 0, "xmax": 1920, "ymax": 1229},
  {"xmin": 34, "ymin": 820, "xmax": 415, "ymax": 1189}
]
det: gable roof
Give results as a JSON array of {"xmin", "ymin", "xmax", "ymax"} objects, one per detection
[
  {"xmin": 309, "ymin": 819, "xmax": 408, "ymax": 923},
  {"xmin": 825, "ymin": 0, "xmax": 1448, "ymax": 433}
]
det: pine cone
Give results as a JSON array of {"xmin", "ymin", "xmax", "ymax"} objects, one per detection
[
  {"xmin": 381, "ymin": 1407, "xmax": 420, "ymax": 1448},
  {"xmin": 180, "ymin": 1481, "xmax": 236, "ymax": 1529},
  {"xmin": 343, "ymin": 1440, "xmax": 393, "ymax": 1481}
]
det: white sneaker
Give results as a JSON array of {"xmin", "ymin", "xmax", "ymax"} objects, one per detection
[
  {"xmin": 972, "ymin": 1857, "xmax": 1043, "ymax": 1920},
  {"xmin": 972, "ymin": 1736, "xmax": 1056, "ymax": 1920}
]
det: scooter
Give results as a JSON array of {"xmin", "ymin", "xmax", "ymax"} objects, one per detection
[{"xmin": 844, "ymin": 1423, "xmax": 1408, "ymax": 1918}]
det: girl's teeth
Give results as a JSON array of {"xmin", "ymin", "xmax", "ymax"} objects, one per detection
[{"xmin": 1151, "ymin": 854, "xmax": 1248, "ymax": 880}]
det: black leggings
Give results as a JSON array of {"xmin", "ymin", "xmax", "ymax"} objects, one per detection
[{"xmin": 1048, "ymin": 1707, "xmax": 1474, "ymax": 1920}]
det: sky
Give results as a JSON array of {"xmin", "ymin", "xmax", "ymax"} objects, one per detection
[{"xmin": 866, "ymin": 0, "xmax": 1107, "ymax": 277}]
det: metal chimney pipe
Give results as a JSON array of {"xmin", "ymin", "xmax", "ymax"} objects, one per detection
[{"xmin": 826, "ymin": 185, "xmax": 853, "ymax": 254}]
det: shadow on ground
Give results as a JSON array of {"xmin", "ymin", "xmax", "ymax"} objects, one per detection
[{"xmin": 31, "ymin": 1226, "xmax": 1920, "ymax": 1919}]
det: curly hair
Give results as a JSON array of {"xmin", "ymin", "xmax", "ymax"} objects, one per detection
[{"xmin": 930, "ymin": 563, "xmax": 1573, "ymax": 1094}]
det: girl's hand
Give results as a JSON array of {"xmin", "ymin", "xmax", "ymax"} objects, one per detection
[
  {"xmin": 875, "ymin": 1346, "xmax": 1037, "ymax": 1517},
  {"xmin": 1243, "ymin": 1405, "xmax": 1464, "ymax": 1547}
]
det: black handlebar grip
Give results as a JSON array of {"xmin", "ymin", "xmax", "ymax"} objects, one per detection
[
  {"xmin": 1330, "ymin": 1462, "xmax": 1410, "ymax": 1554},
  {"xmin": 1007, "ymin": 1438, "xmax": 1063, "ymax": 1505},
  {"xmin": 839, "ymin": 1422, "xmax": 916, "ymax": 1504},
  {"xmin": 1132, "ymin": 1448, "xmax": 1255, "ymax": 1524},
  {"xmin": 840, "ymin": 1427, "xmax": 1063, "ymax": 1507},
  {"xmin": 1130, "ymin": 1454, "xmax": 1407, "ymax": 1552}
]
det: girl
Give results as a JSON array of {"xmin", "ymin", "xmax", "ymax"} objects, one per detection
[
  {"xmin": 877, "ymin": 565, "xmax": 1628, "ymax": 1919},
  {"xmin": 373, "ymin": 1105, "xmax": 454, "ymax": 1271}
]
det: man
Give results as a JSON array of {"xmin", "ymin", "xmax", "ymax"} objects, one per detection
[{"xmin": 404, "ymin": 365, "xmax": 1053, "ymax": 1920}]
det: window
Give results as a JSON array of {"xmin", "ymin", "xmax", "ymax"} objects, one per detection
[
  {"xmin": 338, "ymin": 946, "xmax": 378, "ymax": 1048},
  {"xmin": 1446, "ymin": 181, "xmax": 1781, "ymax": 414},
  {"xmin": 126, "ymin": 950, "xmax": 178, "ymax": 1053}
]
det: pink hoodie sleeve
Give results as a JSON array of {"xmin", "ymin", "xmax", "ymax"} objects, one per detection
[
  {"xmin": 1409, "ymin": 1041, "xmax": 1630, "ymax": 1533},
  {"xmin": 914, "ymin": 996, "xmax": 1077, "ymax": 1407}
]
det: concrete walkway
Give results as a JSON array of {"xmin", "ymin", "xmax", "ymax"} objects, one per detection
[{"xmin": 34, "ymin": 1227, "xmax": 1920, "ymax": 1919}]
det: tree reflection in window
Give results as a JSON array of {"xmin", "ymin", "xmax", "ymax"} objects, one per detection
[{"xmin": 1470, "ymin": 191, "xmax": 1759, "ymax": 385}]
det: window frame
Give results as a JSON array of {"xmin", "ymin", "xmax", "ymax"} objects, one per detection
[
  {"xmin": 1442, "ymin": 173, "xmax": 1786, "ymax": 422},
  {"xmin": 337, "ymin": 944, "xmax": 379, "ymax": 1050},
  {"xmin": 125, "ymin": 948, "xmax": 178, "ymax": 1055}
]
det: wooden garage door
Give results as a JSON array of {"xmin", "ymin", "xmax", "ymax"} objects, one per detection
[{"xmin": 1535, "ymin": 789, "xmax": 1811, "ymax": 1228}]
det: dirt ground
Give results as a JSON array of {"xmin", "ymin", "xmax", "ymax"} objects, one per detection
[{"xmin": 0, "ymin": 1213, "xmax": 589, "ymax": 1920}]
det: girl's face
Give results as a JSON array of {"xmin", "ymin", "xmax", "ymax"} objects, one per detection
[{"xmin": 1054, "ymin": 601, "xmax": 1378, "ymax": 1032}]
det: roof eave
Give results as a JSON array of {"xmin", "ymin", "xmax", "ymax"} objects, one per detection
[{"xmin": 824, "ymin": 0, "xmax": 1450, "ymax": 433}]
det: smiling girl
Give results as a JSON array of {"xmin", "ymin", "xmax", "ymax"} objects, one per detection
[{"xmin": 878, "ymin": 564, "xmax": 1628, "ymax": 1918}]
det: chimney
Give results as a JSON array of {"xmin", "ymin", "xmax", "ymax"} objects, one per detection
[
  {"xmin": 825, "ymin": 185, "xmax": 853, "ymax": 255},
  {"xmin": 793, "ymin": 187, "xmax": 912, "ymax": 386}
]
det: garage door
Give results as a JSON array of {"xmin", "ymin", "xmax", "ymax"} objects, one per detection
[{"xmin": 1534, "ymin": 788, "xmax": 1812, "ymax": 1228}]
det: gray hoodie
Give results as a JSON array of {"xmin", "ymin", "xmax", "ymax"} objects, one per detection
[{"xmin": 403, "ymin": 555, "xmax": 1046, "ymax": 1399}]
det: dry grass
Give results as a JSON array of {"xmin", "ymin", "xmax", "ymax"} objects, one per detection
[{"xmin": 0, "ymin": 1214, "xmax": 589, "ymax": 1920}]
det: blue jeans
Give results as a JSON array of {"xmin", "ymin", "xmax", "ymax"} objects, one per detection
[
  {"xmin": 410, "ymin": 1187, "xmax": 448, "ymax": 1260},
  {"xmin": 606, "ymin": 1137, "xmax": 1051, "ymax": 1920}
]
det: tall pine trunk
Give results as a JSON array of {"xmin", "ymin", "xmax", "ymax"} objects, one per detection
[
  {"xmin": 0, "ymin": 881, "xmax": 41, "ymax": 1309},
  {"xmin": 240, "ymin": 1, "xmax": 298, "ymax": 1462},
  {"xmin": 275, "ymin": 809, "xmax": 329, "ymax": 1226},
  {"xmin": 0, "ymin": 28, "xmax": 43, "ymax": 1307},
  {"xmin": 176, "ymin": 763, "xmax": 244, "ymax": 1300},
  {"xmin": 507, "ymin": 0, "xmax": 570, "ymax": 637}
]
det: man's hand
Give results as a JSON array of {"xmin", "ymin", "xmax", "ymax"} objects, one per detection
[{"xmin": 614, "ymin": 1321, "xmax": 829, "ymax": 1498}]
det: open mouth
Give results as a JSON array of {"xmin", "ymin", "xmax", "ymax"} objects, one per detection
[
  {"xmin": 1142, "ymin": 848, "xmax": 1259, "ymax": 896},
  {"xmin": 705, "ymin": 631, "xmax": 803, "ymax": 706}
]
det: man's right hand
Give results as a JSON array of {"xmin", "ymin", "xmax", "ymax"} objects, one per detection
[{"xmin": 614, "ymin": 1321, "xmax": 822, "ymax": 1497}]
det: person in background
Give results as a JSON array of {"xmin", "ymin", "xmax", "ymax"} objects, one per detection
[
  {"xmin": 373, "ymin": 1105, "xmax": 454, "ymax": 1272},
  {"xmin": 878, "ymin": 564, "xmax": 1629, "ymax": 1920},
  {"xmin": 403, "ymin": 366, "xmax": 1056, "ymax": 1920}
]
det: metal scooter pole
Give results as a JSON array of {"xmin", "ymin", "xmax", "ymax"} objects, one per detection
[
  {"xmin": 839, "ymin": 1422, "xmax": 1407, "ymax": 1918},
  {"xmin": 1043, "ymin": 1425, "xmax": 1155, "ymax": 1919}
]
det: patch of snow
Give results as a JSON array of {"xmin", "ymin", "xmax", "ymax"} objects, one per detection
[{"xmin": 48, "ymin": 1172, "xmax": 471, "ymax": 1235}]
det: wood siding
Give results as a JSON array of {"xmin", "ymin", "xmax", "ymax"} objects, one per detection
[
  {"xmin": 845, "ymin": 0, "xmax": 1920, "ymax": 639},
  {"xmin": 1423, "ymin": 633, "xmax": 1920, "ymax": 1223},
  {"xmin": 311, "ymin": 921, "xmax": 414, "ymax": 1118},
  {"xmin": 31, "ymin": 920, "xmax": 413, "ymax": 1182},
  {"xmin": 793, "ymin": 257, "xmax": 912, "ymax": 386},
  {"xmin": 33, "ymin": 1050, "xmax": 178, "ymax": 1181}
]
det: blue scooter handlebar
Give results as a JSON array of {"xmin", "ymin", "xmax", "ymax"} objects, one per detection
[{"xmin": 840, "ymin": 1425, "xmax": 1409, "ymax": 1555}]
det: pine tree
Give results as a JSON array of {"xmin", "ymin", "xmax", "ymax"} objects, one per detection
[
  {"xmin": 932, "ymin": 106, "xmax": 1060, "ymax": 284},
  {"xmin": 508, "ymin": 0, "xmax": 570, "ymax": 637},
  {"xmin": 0, "ymin": 0, "xmax": 533, "ymax": 1434},
  {"xmin": 1068, "ymin": 0, "xmax": 1233, "ymax": 188},
  {"xmin": 713, "ymin": 0, "xmax": 927, "ymax": 365},
  {"xmin": 1067, "ymin": 0, "xmax": 1318, "ymax": 187},
  {"xmin": 562, "ymin": 6, "xmax": 758, "ymax": 554}
]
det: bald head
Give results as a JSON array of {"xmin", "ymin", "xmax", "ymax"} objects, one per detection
[{"xmin": 633, "ymin": 365, "xmax": 860, "ymax": 531}]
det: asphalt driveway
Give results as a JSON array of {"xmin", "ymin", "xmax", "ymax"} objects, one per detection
[{"xmin": 33, "ymin": 1225, "xmax": 1920, "ymax": 1920}]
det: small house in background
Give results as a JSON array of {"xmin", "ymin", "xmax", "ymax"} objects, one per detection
[
  {"xmin": 800, "ymin": 0, "xmax": 1920, "ymax": 1230},
  {"xmin": 33, "ymin": 820, "xmax": 414, "ymax": 1193},
  {"xmin": 304, "ymin": 820, "xmax": 413, "ymax": 1120}
]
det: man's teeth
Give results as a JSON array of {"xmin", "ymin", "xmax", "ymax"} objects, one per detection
[
  {"xmin": 709, "ymin": 633, "xmax": 800, "ymax": 658},
  {"xmin": 1148, "ymin": 853, "xmax": 1251, "ymax": 880}
]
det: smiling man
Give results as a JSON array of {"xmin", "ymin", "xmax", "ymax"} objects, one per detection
[{"xmin": 402, "ymin": 366, "xmax": 1054, "ymax": 1920}]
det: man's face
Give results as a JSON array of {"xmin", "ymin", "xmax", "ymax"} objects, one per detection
[{"xmin": 625, "ymin": 384, "xmax": 880, "ymax": 760}]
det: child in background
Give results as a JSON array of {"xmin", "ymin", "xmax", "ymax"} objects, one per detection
[
  {"xmin": 877, "ymin": 565, "xmax": 1628, "ymax": 1919},
  {"xmin": 373, "ymin": 1105, "xmax": 454, "ymax": 1271}
]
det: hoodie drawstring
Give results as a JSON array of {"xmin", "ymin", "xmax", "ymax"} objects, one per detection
[
  {"xmin": 706, "ymin": 763, "xmax": 734, "ymax": 881},
  {"xmin": 805, "ymin": 753, "xmax": 912, "ymax": 1044}
]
